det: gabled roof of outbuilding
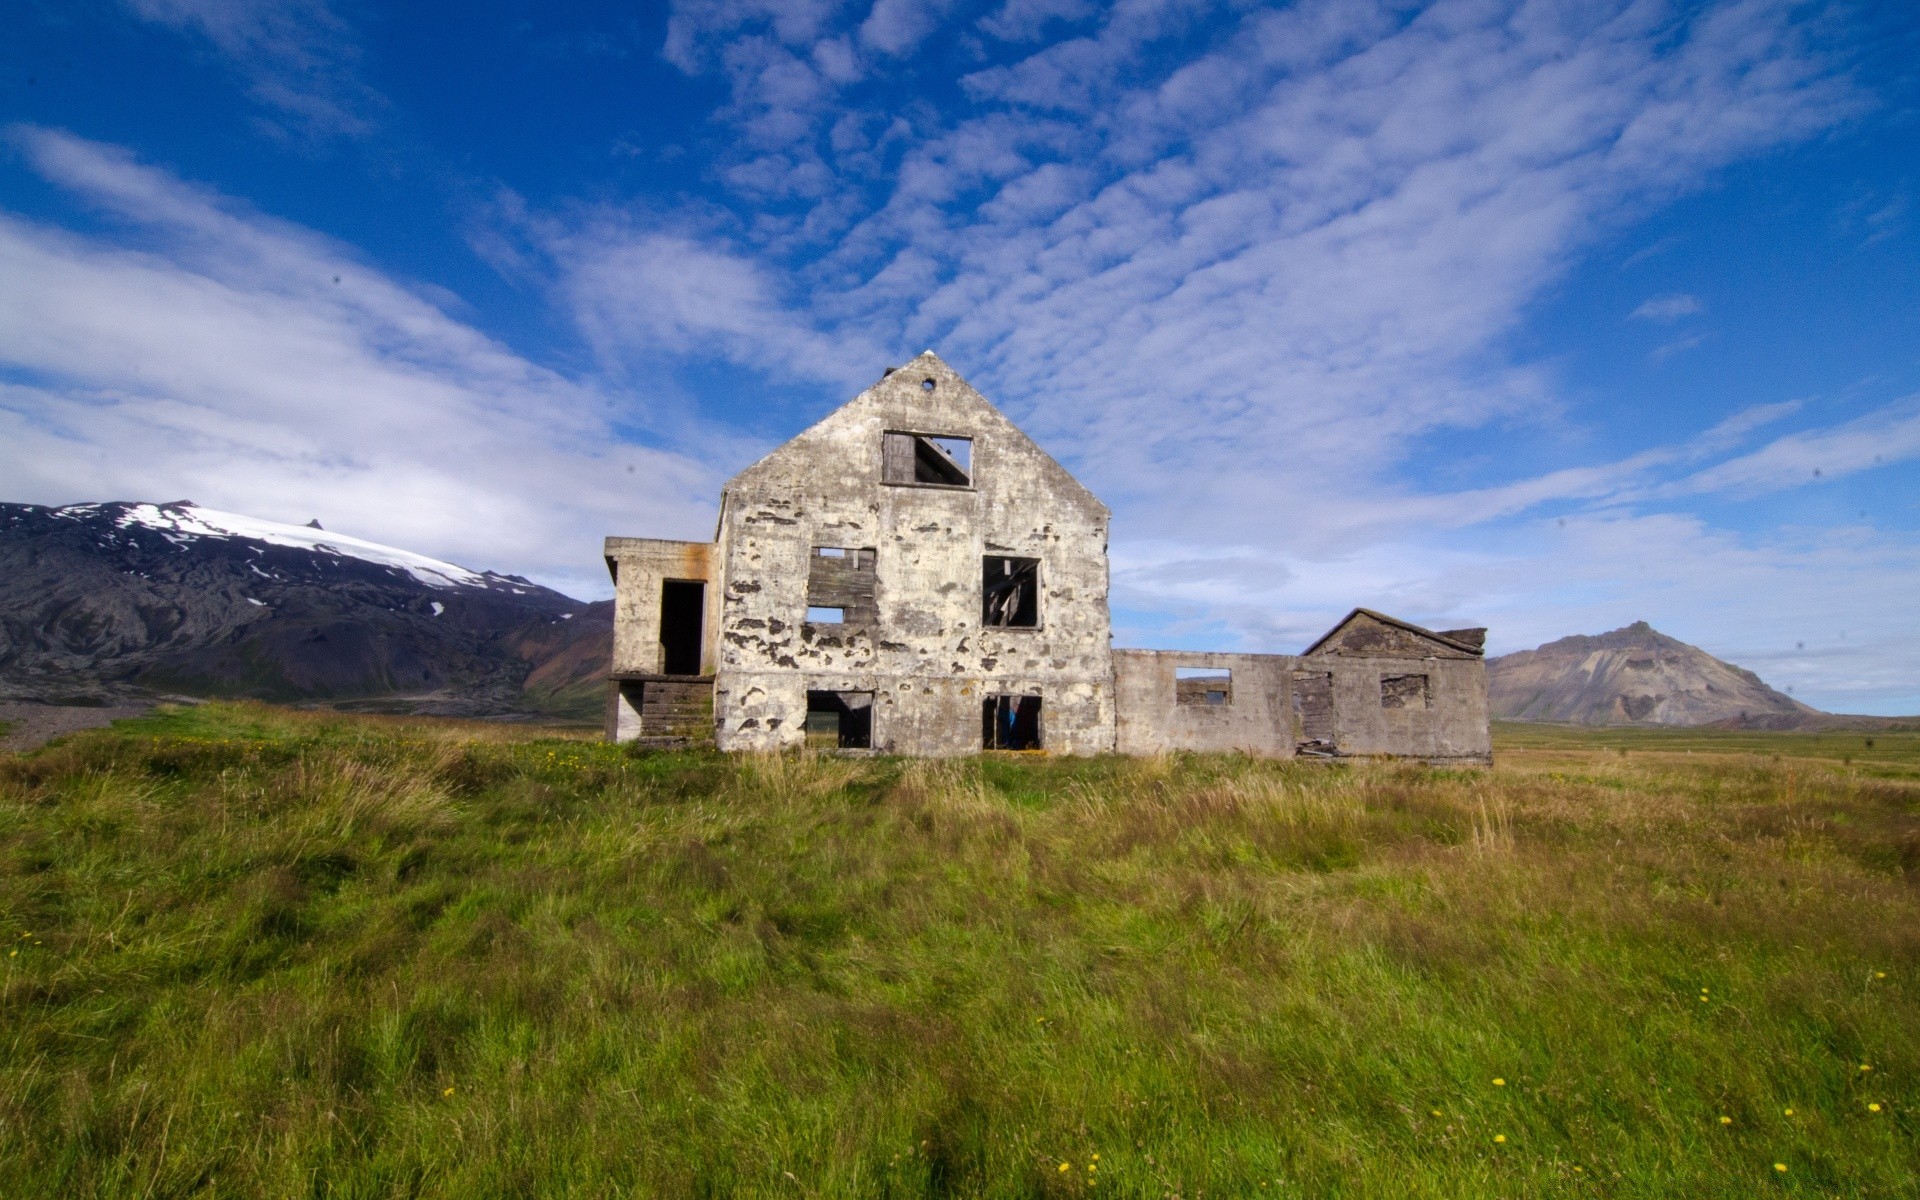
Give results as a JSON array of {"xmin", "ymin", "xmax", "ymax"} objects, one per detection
[{"xmin": 1301, "ymin": 608, "xmax": 1487, "ymax": 658}]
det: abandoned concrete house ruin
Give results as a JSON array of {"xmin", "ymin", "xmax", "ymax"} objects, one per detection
[{"xmin": 604, "ymin": 352, "xmax": 1491, "ymax": 762}]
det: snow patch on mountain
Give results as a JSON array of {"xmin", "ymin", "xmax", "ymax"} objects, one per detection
[{"xmin": 101, "ymin": 503, "xmax": 492, "ymax": 590}]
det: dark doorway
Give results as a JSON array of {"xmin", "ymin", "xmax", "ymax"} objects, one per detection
[
  {"xmin": 982, "ymin": 556, "xmax": 1040, "ymax": 627},
  {"xmin": 982, "ymin": 695, "xmax": 1042, "ymax": 750},
  {"xmin": 659, "ymin": 580, "xmax": 705, "ymax": 675},
  {"xmin": 1292, "ymin": 670, "xmax": 1334, "ymax": 750},
  {"xmin": 806, "ymin": 690, "xmax": 873, "ymax": 749}
]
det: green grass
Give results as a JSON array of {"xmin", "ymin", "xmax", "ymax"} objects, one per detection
[
  {"xmin": 1495, "ymin": 720, "xmax": 1920, "ymax": 770},
  {"xmin": 3, "ymin": 704, "xmax": 1916, "ymax": 1197}
]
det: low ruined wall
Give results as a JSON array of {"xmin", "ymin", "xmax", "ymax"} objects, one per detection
[{"xmin": 1113, "ymin": 649, "xmax": 1297, "ymax": 757}]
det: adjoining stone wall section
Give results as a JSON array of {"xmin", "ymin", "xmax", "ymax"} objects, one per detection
[
  {"xmin": 711, "ymin": 352, "xmax": 1116, "ymax": 756},
  {"xmin": 604, "ymin": 538, "xmax": 720, "ymax": 743},
  {"xmin": 604, "ymin": 538, "xmax": 720, "ymax": 676},
  {"xmin": 1114, "ymin": 650, "xmax": 1298, "ymax": 757},
  {"xmin": 1298, "ymin": 610, "xmax": 1491, "ymax": 764}
]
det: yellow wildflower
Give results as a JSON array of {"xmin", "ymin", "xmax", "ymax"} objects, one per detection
[
  {"xmin": 1494, "ymin": 1135, "xmax": 1506, "ymax": 1144},
  {"xmin": 1719, "ymin": 1117, "xmax": 1731, "ymax": 1125},
  {"xmin": 1783, "ymin": 1108, "xmax": 1794, "ymax": 1116},
  {"xmin": 1860, "ymin": 1064, "xmax": 1872, "ymax": 1073},
  {"xmin": 1493, "ymin": 1078, "xmax": 1506, "ymax": 1087},
  {"xmin": 443, "ymin": 1087, "xmax": 455, "ymax": 1096},
  {"xmin": 1059, "ymin": 1163, "xmax": 1070, "ymax": 1173},
  {"xmin": 1868, "ymin": 1103, "xmax": 1882, "ymax": 1113},
  {"xmin": 1774, "ymin": 1163, "xmax": 1787, "ymax": 1173}
]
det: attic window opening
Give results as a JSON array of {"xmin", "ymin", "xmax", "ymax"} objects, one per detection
[
  {"xmin": 1175, "ymin": 666, "xmax": 1232, "ymax": 706},
  {"xmin": 883, "ymin": 431, "xmax": 972, "ymax": 487},
  {"xmin": 983, "ymin": 556, "xmax": 1039, "ymax": 628},
  {"xmin": 1381, "ymin": 673, "xmax": 1430, "ymax": 710},
  {"xmin": 921, "ymin": 378, "xmax": 936, "ymax": 391}
]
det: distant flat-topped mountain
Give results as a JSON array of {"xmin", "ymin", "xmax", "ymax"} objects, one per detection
[
  {"xmin": 1488, "ymin": 621, "xmax": 1818, "ymax": 727},
  {"xmin": 0, "ymin": 501, "xmax": 610, "ymax": 718}
]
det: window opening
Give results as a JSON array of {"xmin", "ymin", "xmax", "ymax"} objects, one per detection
[
  {"xmin": 1380, "ymin": 673, "xmax": 1430, "ymax": 710},
  {"xmin": 982, "ymin": 556, "xmax": 1039, "ymax": 628},
  {"xmin": 883, "ymin": 431, "xmax": 972, "ymax": 486},
  {"xmin": 658, "ymin": 579, "xmax": 705, "ymax": 675},
  {"xmin": 1175, "ymin": 666, "xmax": 1232, "ymax": 706},
  {"xmin": 920, "ymin": 377, "xmax": 936, "ymax": 391},
  {"xmin": 807, "ymin": 547, "xmax": 877, "ymax": 624},
  {"xmin": 982, "ymin": 695, "xmax": 1042, "ymax": 750},
  {"xmin": 806, "ymin": 690, "xmax": 873, "ymax": 749}
]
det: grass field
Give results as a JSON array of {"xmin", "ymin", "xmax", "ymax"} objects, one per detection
[{"xmin": 2, "ymin": 705, "xmax": 1915, "ymax": 1197}]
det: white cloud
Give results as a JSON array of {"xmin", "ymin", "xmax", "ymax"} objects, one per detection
[
  {"xmin": 639, "ymin": 0, "xmax": 1861, "ymax": 544},
  {"xmin": 122, "ymin": 0, "xmax": 381, "ymax": 135},
  {"xmin": 1632, "ymin": 292, "xmax": 1704, "ymax": 320},
  {"xmin": 860, "ymin": 0, "xmax": 963, "ymax": 55},
  {"xmin": 0, "ymin": 128, "xmax": 717, "ymax": 598},
  {"xmin": 555, "ymin": 226, "xmax": 889, "ymax": 393},
  {"xmin": 1662, "ymin": 393, "xmax": 1920, "ymax": 499}
]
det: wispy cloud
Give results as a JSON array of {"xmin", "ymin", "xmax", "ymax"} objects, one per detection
[
  {"xmin": 122, "ymin": 0, "xmax": 381, "ymax": 135},
  {"xmin": 1662, "ymin": 393, "xmax": 1920, "ymax": 498},
  {"xmin": 0, "ymin": 127, "xmax": 716, "ymax": 595},
  {"xmin": 1631, "ymin": 292, "xmax": 1704, "ymax": 320},
  {"xmin": 628, "ymin": 0, "xmax": 1863, "ymax": 537}
]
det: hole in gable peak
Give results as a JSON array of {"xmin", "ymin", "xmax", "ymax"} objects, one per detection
[{"xmin": 921, "ymin": 377, "xmax": 936, "ymax": 391}]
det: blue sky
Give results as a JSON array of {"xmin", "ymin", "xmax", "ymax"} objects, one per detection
[{"xmin": 3, "ymin": 0, "xmax": 1918, "ymax": 712}]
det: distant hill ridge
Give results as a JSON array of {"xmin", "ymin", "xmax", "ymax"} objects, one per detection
[
  {"xmin": 0, "ymin": 501, "xmax": 611, "ymax": 719},
  {"xmin": 1487, "ymin": 620, "xmax": 1914, "ymax": 730}
]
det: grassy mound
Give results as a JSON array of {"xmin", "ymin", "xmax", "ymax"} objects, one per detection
[{"xmin": 2, "ymin": 705, "xmax": 1915, "ymax": 1197}]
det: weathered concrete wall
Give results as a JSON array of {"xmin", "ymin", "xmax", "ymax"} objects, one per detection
[
  {"xmin": 604, "ymin": 537, "xmax": 719, "ymax": 676},
  {"xmin": 1300, "ymin": 612, "xmax": 1491, "ymax": 763},
  {"xmin": 1113, "ymin": 649, "xmax": 1297, "ymax": 757},
  {"xmin": 604, "ymin": 538, "xmax": 721, "ymax": 742},
  {"xmin": 711, "ymin": 352, "xmax": 1115, "ymax": 756}
]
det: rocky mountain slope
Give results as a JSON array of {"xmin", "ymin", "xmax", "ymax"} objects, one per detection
[
  {"xmin": 1487, "ymin": 621, "xmax": 1821, "ymax": 727},
  {"xmin": 0, "ymin": 501, "xmax": 610, "ymax": 719}
]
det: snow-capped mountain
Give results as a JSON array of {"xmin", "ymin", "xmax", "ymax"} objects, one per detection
[{"xmin": 0, "ymin": 501, "xmax": 609, "ymax": 717}]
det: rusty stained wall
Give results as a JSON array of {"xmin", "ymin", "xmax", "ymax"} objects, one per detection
[
  {"xmin": 1300, "ymin": 612, "xmax": 1490, "ymax": 763},
  {"xmin": 605, "ymin": 537, "xmax": 720, "ymax": 676},
  {"xmin": 605, "ymin": 537, "xmax": 721, "ymax": 742},
  {"xmin": 711, "ymin": 352, "xmax": 1115, "ymax": 756},
  {"xmin": 1113, "ymin": 650, "xmax": 1297, "ymax": 757}
]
